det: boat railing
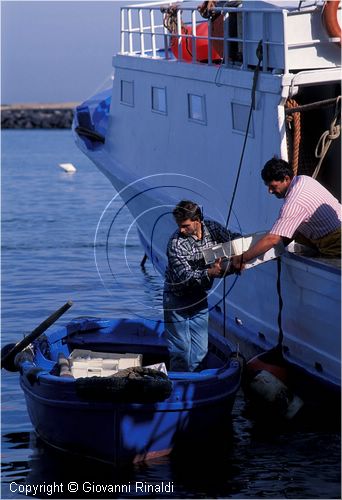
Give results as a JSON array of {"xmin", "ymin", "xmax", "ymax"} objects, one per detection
[{"xmin": 119, "ymin": 2, "xmax": 341, "ymax": 74}]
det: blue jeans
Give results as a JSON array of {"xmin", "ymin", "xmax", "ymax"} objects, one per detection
[{"xmin": 163, "ymin": 291, "xmax": 209, "ymax": 372}]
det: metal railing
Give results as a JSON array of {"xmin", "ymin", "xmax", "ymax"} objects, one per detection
[{"xmin": 119, "ymin": 2, "xmax": 333, "ymax": 73}]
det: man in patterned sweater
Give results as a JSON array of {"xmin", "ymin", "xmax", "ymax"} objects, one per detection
[
  {"xmin": 231, "ymin": 157, "xmax": 341, "ymax": 272},
  {"xmin": 164, "ymin": 199, "xmax": 239, "ymax": 372}
]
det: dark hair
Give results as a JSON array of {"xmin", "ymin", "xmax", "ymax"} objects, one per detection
[
  {"xmin": 261, "ymin": 157, "xmax": 294, "ymax": 183},
  {"xmin": 173, "ymin": 200, "xmax": 202, "ymax": 223}
]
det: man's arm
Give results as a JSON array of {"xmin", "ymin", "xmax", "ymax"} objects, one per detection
[{"xmin": 231, "ymin": 233, "xmax": 282, "ymax": 271}]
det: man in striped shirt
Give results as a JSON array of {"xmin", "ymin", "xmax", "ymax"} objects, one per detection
[
  {"xmin": 231, "ymin": 157, "xmax": 341, "ymax": 271},
  {"xmin": 164, "ymin": 200, "xmax": 238, "ymax": 372}
]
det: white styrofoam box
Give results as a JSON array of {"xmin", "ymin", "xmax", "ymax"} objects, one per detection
[
  {"xmin": 231, "ymin": 233, "xmax": 284, "ymax": 269},
  {"xmin": 231, "ymin": 233, "xmax": 266, "ymax": 255},
  {"xmin": 69, "ymin": 349, "xmax": 142, "ymax": 379},
  {"xmin": 202, "ymin": 232, "xmax": 284, "ymax": 268}
]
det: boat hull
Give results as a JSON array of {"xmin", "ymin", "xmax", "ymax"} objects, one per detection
[{"xmin": 22, "ymin": 387, "xmax": 236, "ymax": 463}]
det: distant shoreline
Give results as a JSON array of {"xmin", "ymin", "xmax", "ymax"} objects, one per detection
[{"xmin": 1, "ymin": 103, "xmax": 79, "ymax": 129}]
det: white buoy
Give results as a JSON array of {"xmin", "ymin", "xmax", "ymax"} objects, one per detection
[{"xmin": 59, "ymin": 163, "xmax": 77, "ymax": 173}]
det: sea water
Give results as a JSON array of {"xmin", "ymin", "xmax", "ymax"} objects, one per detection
[{"xmin": 1, "ymin": 130, "xmax": 340, "ymax": 499}]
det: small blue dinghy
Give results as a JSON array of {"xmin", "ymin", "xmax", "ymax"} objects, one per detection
[{"xmin": 13, "ymin": 317, "xmax": 241, "ymax": 464}]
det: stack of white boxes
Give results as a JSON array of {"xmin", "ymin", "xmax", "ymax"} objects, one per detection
[{"xmin": 69, "ymin": 349, "xmax": 142, "ymax": 379}]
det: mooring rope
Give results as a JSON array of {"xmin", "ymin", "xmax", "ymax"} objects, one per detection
[{"xmin": 285, "ymin": 98, "xmax": 301, "ymax": 176}]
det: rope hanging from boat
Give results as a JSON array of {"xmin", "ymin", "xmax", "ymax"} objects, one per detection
[
  {"xmin": 162, "ymin": 5, "xmax": 183, "ymax": 34},
  {"xmin": 312, "ymin": 95, "xmax": 341, "ymax": 179},
  {"xmin": 285, "ymin": 95, "xmax": 341, "ymax": 178},
  {"xmin": 162, "ymin": 3, "xmax": 223, "ymax": 62},
  {"xmin": 222, "ymin": 40, "xmax": 263, "ymax": 337},
  {"xmin": 162, "ymin": 5, "xmax": 202, "ymax": 61},
  {"xmin": 285, "ymin": 98, "xmax": 301, "ymax": 176},
  {"xmin": 225, "ymin": 40, "xmax": 263, "ymax": 228}
]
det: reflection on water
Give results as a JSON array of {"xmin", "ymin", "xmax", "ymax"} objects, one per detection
[
  {"xmin": 2, "ymin": 392, "xmax": 341, "ymax": 500},
  {"xmin": 2, "ymin": 425, "xmax": 235, "ymax": 499}
]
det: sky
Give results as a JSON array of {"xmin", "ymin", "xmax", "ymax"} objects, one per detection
[{"xmin": 1, "ymin": 1, "xmax": 130, "ymax": 104}]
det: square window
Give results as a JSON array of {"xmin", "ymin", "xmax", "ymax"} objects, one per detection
[
  {"xmin": 231, "ymin": 102, "xmax": 254, "ymax": 136},
  {"xmin": 121, "ymin": 80, "xmax": 134, "ymax": 106},
  {"xmin": 188, "ymin": 94, "xmax": 206, "ymax": 124},
  {"xmin": 152, "ymin": 87, "xmax": 167, "ymax": 114}
]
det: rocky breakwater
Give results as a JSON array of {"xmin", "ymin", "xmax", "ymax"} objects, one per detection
[{"xmin": 1, "ymin": 102, "xmax": 79, "ymax": 129}]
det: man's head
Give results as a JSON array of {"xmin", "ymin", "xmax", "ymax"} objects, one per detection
[
  {"xmin": 261, "ymin": 157, "xmax": 294, "ymax": 199},
  {"xmin": 173, "ymin": 200, "xmax": 202, "ymax": 237}
]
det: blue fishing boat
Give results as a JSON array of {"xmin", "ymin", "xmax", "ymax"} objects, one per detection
[
  {"xmin": 73, "ymin": 0, "xmax": 341, "ymax": 408},
  {"xmin": 9, "ymin": 315, "xmax": 241, "ymax": 464}
]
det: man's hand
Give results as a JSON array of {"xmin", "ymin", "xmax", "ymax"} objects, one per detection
[
  {"xmin": 230, "ymin": 254, "xmax": 246, "ymax": 273},
  {"xmin": 208, "ymin": 258, "xmax": 226, "ymax": 278},
  {"xmin": 230, "ymin": 233, "xmax": 283, "ymax": 273}
]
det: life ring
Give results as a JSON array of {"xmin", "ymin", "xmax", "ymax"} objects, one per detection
[
  {"xmin": 170, "ymin": 22, "xmax": 222, "ymax": 62},
  {"xmin": 322, "ymin": 0, "xmax": 341, "ymax": 46}
]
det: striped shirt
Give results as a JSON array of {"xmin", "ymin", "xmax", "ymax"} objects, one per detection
[
  {"xmin": 164, "ymin": 220, "xmax": 237, "ymax": 297},
  {"xmin": 271, "ymin": 175, "xmax": 342, "ymax": 240}
]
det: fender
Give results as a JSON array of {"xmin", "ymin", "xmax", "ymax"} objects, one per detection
[{"xmin": 322, "ymin": 0, "xmax": 341, "ymax": 46}]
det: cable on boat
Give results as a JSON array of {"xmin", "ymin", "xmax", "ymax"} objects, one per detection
[
  {"xmin": 225, "ymin": 40, "xmax": 263, "ymax": 229},
  {"xmin": 140, "ymin": 254, "xmax": 148, "ymax": 268},
  {"xmin": 222, "ymin": 40, "xmax": 263, "ymax": 338},
  {"xmin": 276, "ymin": 257, "xmax": 284, "ymax": 348}
]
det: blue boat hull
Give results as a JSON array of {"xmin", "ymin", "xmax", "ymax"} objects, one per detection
[{"xmin": 18, "ymin": 318, "xmax": 241, "ymax": 464}]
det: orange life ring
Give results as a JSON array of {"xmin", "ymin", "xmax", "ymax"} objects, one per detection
[
  {"xmin": 322, "ymin": 0, "xmax": 341, "ymax": 46},
  {"xmin": 170, "ymin": 22, "xmax": 222, "ymax": 62}
]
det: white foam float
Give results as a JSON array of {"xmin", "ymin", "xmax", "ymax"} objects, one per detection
[{"xmin": 59, "ymin": 163, "xmax": 77, "ymax": 173}]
